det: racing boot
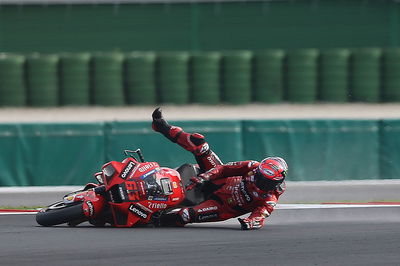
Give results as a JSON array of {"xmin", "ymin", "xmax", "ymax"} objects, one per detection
[
  {"xmin": 152, "ymin": 107, "xmax": 172, "ymax": 139},
  {"xmin": 152, "ymin": 108, "xmax": 223, "ymax": 171},
  {"xmin": 155, "ymin": 208, "xmax": 199, "ymax": 227},
  {"xmin": 151, "ymin": 209, "xmax": 185, "ymax": 227}
]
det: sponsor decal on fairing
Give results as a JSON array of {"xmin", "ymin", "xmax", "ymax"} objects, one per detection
[
  {"xmin": 148, "ymin": 202, "xmax": 167, "ymax": 209},
  {"xmin": 128, "ymin": 204, "xmax": 149, "ymax": 219},
  {"xmin": 138, "ymin": 181, "xmax": 146, "ymax": 195},
  {"xmin": 120, "ymin": 161, "xmax": 136, "ymax": 179},
  {"xmin": 63, "ymin": 195, "xmax": 75, "ymax": 204},
  {"xmin": 118, "ymin": 186, "xmax": 126, "ymax": 201},
  {"xmin": 140, "ymin": 169, "xmax": 157, "ymax": 179},
  {"xmin": 86, "ymin": 201, "xmax": 94, "ymax": 217},
  {"xmin": 135, "ymin": 202, "xmax": 153, "ymax": 213},
  {"xmin": 138, "ymin": 162, "xmax": 159, "ymax": 173},
  {"xmin": 153, "ymin": 196, "xmax": 169, "ymax": 201}
]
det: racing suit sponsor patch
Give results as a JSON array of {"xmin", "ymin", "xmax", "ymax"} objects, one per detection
[
  {"xmin": 197, "ymin": 213, "xmax": 219, "ymax": 222},
  {"xmin": 206, "ymin": 154, "xmax": 217, "ymax": 167},
  {"xmin": 240, "ymin": 181, "xmax": 252, "ymax": 203},
  {"xmin": 197, "ymin": 206, "xmax": 218, "ymax": 213}
]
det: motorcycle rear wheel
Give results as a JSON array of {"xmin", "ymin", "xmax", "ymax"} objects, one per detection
[{"xmin": 36, "ymin": 201, "xmax": 86, "ymax": 227}]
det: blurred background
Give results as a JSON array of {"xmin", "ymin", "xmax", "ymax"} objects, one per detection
[{"xmin": 0, "ymin": 0, "xmax": 400, "ymax": 186}]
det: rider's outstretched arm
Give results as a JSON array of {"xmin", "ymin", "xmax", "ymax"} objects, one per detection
[
  {"xmin": 200, "ymin": 161, "xmax": 258, "ymax": 181},
  {"xmin": 187, "ymin": 161, "xmax": 258, "ymax": 190},
  {"xmin": 238, "ymin": 190, "xmax": 281, "ymax": 230}
]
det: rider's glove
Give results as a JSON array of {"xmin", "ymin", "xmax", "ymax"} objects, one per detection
[
  {"xmin": 186, "ymin": 173, "xmax": 209, "ymax": 191},
  {"xmin": 238, "ymin": 218, "xmax": 263, "ymax": 230}
]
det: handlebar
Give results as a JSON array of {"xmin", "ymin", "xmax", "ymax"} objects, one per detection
[{"xmin": 124, "ymin": 149, "xmax": 145, "ymax": 162}]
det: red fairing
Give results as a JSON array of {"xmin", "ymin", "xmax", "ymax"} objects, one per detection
[
  {"xmin": 82, "ymin": 190, "xmax": 106, "ymax": 218},
  {"xmin": 100, "ymin": 158, "xmax": 185, "ymax": 227}
]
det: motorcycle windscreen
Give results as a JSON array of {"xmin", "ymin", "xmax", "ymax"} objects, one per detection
[{"xmin": 143, "ymin": 171, "xmax": 173, "ymax": 197}]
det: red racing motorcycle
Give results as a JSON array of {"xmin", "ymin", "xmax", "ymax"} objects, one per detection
[{"xmin": 36, "ymin": 149, "xmax": 203, "ymax": 227}]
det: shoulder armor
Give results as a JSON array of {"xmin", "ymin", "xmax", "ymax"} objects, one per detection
[{"xmin": 247, "ymin": 160, "xmax": 259, "ymax": 168}]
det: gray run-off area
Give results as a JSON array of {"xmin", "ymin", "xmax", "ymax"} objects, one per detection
[{"xmin": 0, "ymin": 103, "xmax": 400, "ymax": 122}]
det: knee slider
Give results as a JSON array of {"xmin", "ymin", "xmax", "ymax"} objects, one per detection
[
  {"xmin": 190, "ymin": 133, "xmax": 205, "ymax": 146},
  {"xmin": 169, "ymin": 126, "xmax": 183, "ymax": 141},
  {"xmin": 191, "ymin": 133, "xmax": 210, "ymax": 155},
  {"xmin": 179, "ymin": 207, "xmax": 196, "ymax": 224}
]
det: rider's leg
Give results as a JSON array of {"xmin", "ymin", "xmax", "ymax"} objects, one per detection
[
  {"xmin": 156, "ymin": 199, "xmax": 235, "ymax": 227},
  {"xmin": 152, "ymin": 108, "xmax": 222, "ymax": 172}
]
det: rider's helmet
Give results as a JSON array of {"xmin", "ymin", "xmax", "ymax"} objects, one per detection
[{"xmin": 254, "ymin": 157, "xmax": 288, "ymax": 191}]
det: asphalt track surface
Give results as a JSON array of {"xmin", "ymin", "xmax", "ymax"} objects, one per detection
[{"xmin": 1, "ymin": 207, "xmax": 400, "ymax": 266}]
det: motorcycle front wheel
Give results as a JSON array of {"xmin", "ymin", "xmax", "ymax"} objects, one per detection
[{"xmin": 36, "ymin": 201, "xmax": 86, "ymax": 227}]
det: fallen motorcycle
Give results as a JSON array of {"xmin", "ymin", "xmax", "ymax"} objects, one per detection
[{"xmin": 36, "ymin": 149, "xmax": 203, "ymax": 227}]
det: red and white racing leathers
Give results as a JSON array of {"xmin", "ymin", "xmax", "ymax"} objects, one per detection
[
  {"xmin": 175, "ymin": 161, "xmax": 286, "ymax": 228},
  {"xmin": 152, "ymin": 111, "xmax": 285, "ymax": 229}
]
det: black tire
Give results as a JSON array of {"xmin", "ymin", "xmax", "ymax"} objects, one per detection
[{"xmin": 36, "ymin": 201, "xmax": 86, "ymax": 227}]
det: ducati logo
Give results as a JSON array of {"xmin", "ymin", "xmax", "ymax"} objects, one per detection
[{"xmin": 120, "ymin": 161, "xmax": 135, "ymax": 179}]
